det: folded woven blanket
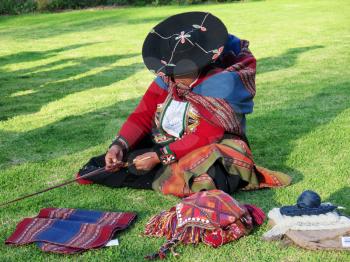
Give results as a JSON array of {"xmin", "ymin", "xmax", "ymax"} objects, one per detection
[{"xmin": 5, "ymin": 208, "xmax": 136, "ymax": 254}]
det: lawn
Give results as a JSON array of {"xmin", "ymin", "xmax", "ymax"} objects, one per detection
[{"xmin": 0, "ymin": 0, "xmax": 349, "ymax": 261}]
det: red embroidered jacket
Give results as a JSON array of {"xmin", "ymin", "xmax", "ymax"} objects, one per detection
[{"xmin": 114, "ymin": 80, "xmax": 224, "ymax": 164}]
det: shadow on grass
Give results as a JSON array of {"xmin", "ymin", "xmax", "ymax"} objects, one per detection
[
  {"xmin": 0, "ymin": 96, "xmax": 141, "ymax": 167},
  {"xmin": 0, "ymin": 42, "xmax": 99, "ymax": 68},
  {"xmin": 257, "ymin": 45, "xmax": 324, "ymax": 74},
  {"xmin": 0, "ymin": 51, "xmax": 141, "ymax": 120},
  {"xmin": 0, "ymin": 13, "xmax": 167, "ymax": 40},
  {"xmin": 326, "ymin": 187, "xmax": 350, "ymax": 216}
]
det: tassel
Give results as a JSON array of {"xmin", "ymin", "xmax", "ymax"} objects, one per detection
[
  {"xmin": 144, "ymin": 210, "xmax": 177, "ymax": 238},
  {"xmin": 145, "ymin": 236, "xmax": 181, "ymax": 260}
]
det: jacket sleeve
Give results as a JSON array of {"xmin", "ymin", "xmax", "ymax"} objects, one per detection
[
  {"xmin": 155, "ymin": 118, "xmax": 225, "ymax": 165},
  {"xmin": 110, "ymin": 81, "xmax": 167, "ymax": 151}
]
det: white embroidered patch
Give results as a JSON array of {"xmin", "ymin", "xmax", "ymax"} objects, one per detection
[
  {"xmin": 161, "ymin": 99, "xmax": 188, "ymax": 138},
  {"xmin": 341, "ymin": 236, "xmax": 350, "ymax": 248}
]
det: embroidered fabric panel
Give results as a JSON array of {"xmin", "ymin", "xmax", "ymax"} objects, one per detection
[
  {"xmin": 156, "ymin": 145, "xmax": 177, "ymax": 165},
  {"xmin": 151, "ymin": 128, "xmax": 176, "ymax": 145},
  {"xmin": 152, "ymin": 98, "xmax": 177, "ymax": 145},
  {"xmin": 186, "ymin": 105, "xmax": 200, "ymax": 134},
  {"xmin": 152, "ymin": 98, "xmax": 200, "ymax": 145}
]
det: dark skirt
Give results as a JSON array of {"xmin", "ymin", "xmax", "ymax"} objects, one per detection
[
  {"xmin": 78, "ymin": 136, "xmax": 246, "ymax": 193},
  {"xmin": 78, "ymin": 136, "xmax": 160, "ymax": 189}
]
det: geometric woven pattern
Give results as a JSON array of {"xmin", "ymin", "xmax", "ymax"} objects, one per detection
[
  {"xmin": 6, "ymin": 208, "xmax": 136, "ymax": 254},
  {"xmin": 144, "ymin": 190, "xmax": 265, "ymax": 259},
  {"xmin": 176, "ymin": 190, "xmax": 246, "ymax": 228}
]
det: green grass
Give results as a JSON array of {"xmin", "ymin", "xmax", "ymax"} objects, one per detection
[{"xmin": 0, "ymin": 0, "xmax": 349, "ymax": 261}]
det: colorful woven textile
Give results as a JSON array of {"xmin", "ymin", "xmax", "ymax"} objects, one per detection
[
  {"xmin": 144, "ymin": 190, "xmax": 265, "ymax": 259},
  {"xmin": 5, "ymin": 208, "xmax": 136, "ymax": 254},
  {"xmin": 157, "ymin": 36, "xmax": 256, "ymax": 136},
  {"xmin": 152, "ymin": 138, "xmax": 292, "ymax": 197}
]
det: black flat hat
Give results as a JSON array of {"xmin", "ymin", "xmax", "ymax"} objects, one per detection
[
  {"xmin": 280, "ymin": 190, "xmax": 338, "ymax": 216},
  {"xmin": 142, "ymin": 12, "xmax": 228, "ymax": 77}
]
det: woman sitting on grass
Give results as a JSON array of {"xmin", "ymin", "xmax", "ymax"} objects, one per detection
[{"xmin": 77, "ymin": 12, "xmax": 291, "ymax": 197}]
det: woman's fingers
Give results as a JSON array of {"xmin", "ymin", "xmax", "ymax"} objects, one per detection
[
  {"xmin": 105, "ymin": 156, "xmax": 117, "ymax": 171},
  {"xmin": 133, "ymin": 152, "xmax": 159, "ymax": 171},
  {"xmin": 134, "ymin": 161, "xmax": 150, "ymax": 170},
  {"xmin": 105, "ymin": 145, "xmax": 124, "ymax": 172},
  {"xmin": 105, "ymin": 154, "xmax": 114, "ymax": 169},
  {"xmin": 133, "ymin": 157, "xmax": 143, "ymax": 170},
  {"xmin": 106, "ymin": 151, "xmax": 159, "ymax": 171},
  {"xmin": 106, "ymin": 159, "xmax": 123, "ymax": 172},
  {"xmin": 133, "ymin": 154, "xmax": 148, "ymax": 169}
]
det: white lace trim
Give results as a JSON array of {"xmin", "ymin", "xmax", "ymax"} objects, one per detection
[{"xmin": 263, "ymin": 208, "xmax": 350, "ymax": 239}]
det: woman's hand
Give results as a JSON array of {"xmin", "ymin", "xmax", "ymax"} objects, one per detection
[
  {"xmin": 105, "ymin": 145, "xmax": 124, "ymax": 172},
  {"xmin": 133, "ymin": 152, "xmax": 160, "ymax": 171}
]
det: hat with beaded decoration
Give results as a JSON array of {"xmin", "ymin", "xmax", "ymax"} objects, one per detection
[{"xmin": 142, "ymin": 12, "xmax": 228, "ymax": 77}]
